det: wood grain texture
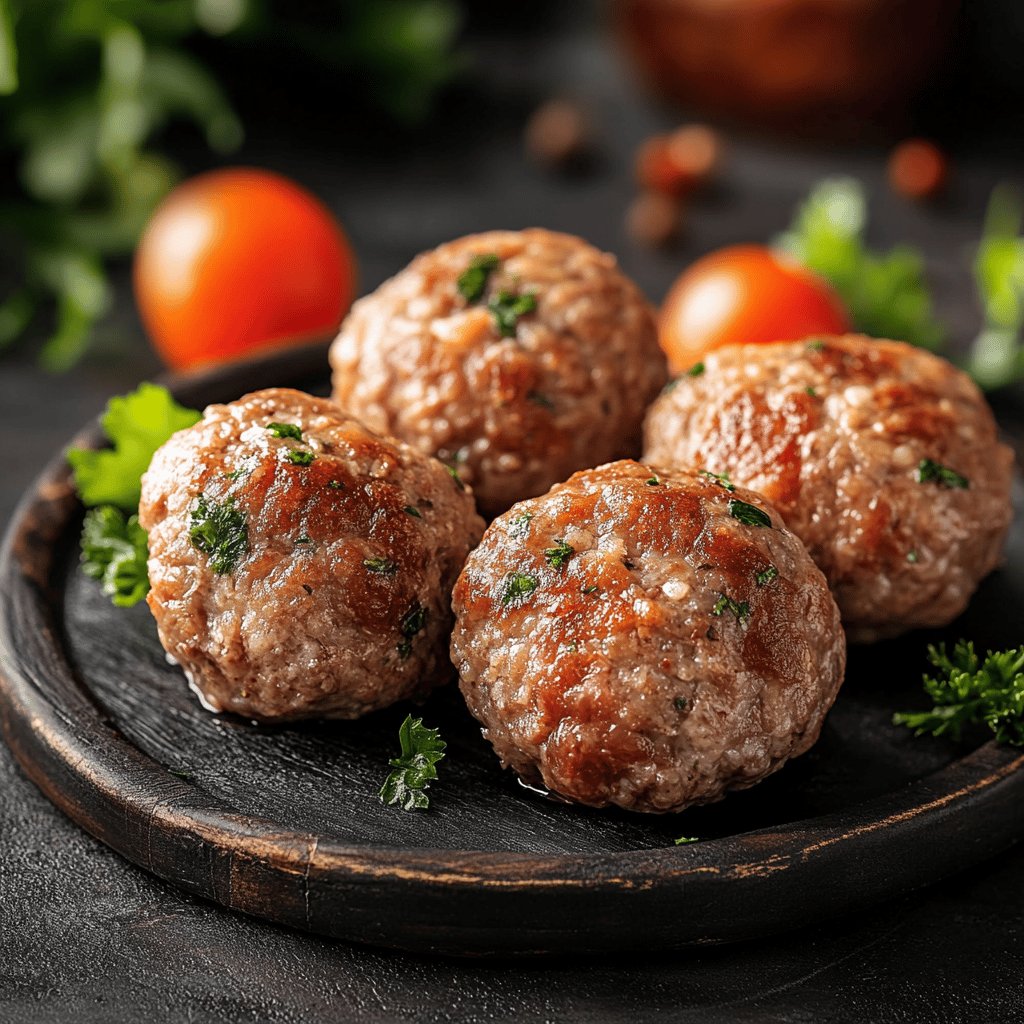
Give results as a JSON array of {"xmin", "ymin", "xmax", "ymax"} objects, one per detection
[{"xmin": 1, "ymin": 340, "xmax": 1023, "ymax": 957}]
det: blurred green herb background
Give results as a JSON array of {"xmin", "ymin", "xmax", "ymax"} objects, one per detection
[{"xmin": 0, "ymin": 0, "xmax": 463, "ymax": 370}]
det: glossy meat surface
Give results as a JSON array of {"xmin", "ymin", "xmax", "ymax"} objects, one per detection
[
  {"xmin": 451, "ymin": 460, "xmax": 845, "ymax": 813},
  {"xmin": 140, "ymin": 388, "xmax": 484, "ymax": 720},
  {"xmin": 330, "ymin": 229, "xmax": 667, "ymax": 517},
  {"xmin": 644, "ymin": 335, "xmax": 1015, "ymax": 641}
]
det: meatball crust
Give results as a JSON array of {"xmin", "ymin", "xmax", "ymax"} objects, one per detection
[
  {"xmin": 139, "ymin": 388, "xmax": 484, "ymax": 721},
  {"xmin": 643, "ymin": 335, "xmax": 1015, "ymax": 641},
  {"xmin": 451, "ymin": 460, "xmax": 845, "ymax": 814},
  {"xmin": 330, "ymin": 229, "xmax": 667, "ymax": 517}
]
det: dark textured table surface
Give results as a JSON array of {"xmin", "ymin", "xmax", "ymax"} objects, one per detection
[{"xmin": 2, "ymin": 5, "xmax": 1023, "ymax": 1022}]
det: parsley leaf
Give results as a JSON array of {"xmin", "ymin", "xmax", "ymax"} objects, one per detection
[
  {"xmin": 509, "ymin": 511, "xmax": 534, "ymax": 537},
  {"xmin": 189, "ymin": 495, "xmax": 249, "ymax": 575},
  {"xmin": 544, "ymin": 539, "xmax": 574, "ymax": 569},
  {"xmin": 728, "ymin": 498, "xmax": 771, "ymax": 527},
  {"xmin": 80, "ymin": 506, "xmax": 149, "ymax": 607},
  {"xmin": 457, "ymin": 253, "xmax": 500, "ymax": 303},
  {"xmin": 893, "ymin": 642, "xmax": 1024, "ymax": 746},
  {"xmin": 502, "ymin": 571, "xmax": 539, "ymax": 606},
  {"xmin": 67, "ymin": 383, "xmax": 201, "ymax": 510},
  {"xmin": 397, "ymin": 602, "xmax": 428, "ymax": 658},
  {"xmin": 364, "ymin": 556, "xmax": 398, "ymax": 575},
  {"xmin": 488, "ymin": 290, "xmax": 537, "ymax": 337},
  {"xmin": 777, "ymin": 178, "xmax": 944, "ymax": 351},
  {"xmin": 755, "ymin": 565, "xmax": 778, "ymax": 586},
  {"xmin": 404, "ymin": 505, "xmax": 422, "ymax": 518},
  {"xmin": 266, "ymin": 422, "xmax": 302, "ymax": 440},
  {"xmin": 687, "ymin": 362, "xmax": 705, "ymax": 377},
  {"xmin": 445, "ymin": 464, "xmax": 465, "ymax": 490},
  {"xmin": 699, "ymin": 469, "xmax": 735, "ymax": 492},
  {"xmin": 379, "ymin": 715, "xmax": 447, "ymax": 811},
  {"xmin": 712, "ymin": 593, "xmax": 750, "ymax": 622},
  {"xmin": 646, "ymin": 474, "xmax": 661, "ymax": 486},
  {"xmin": 286, "ymin": 449, "xmax": 315, "ymax": 466},
  {"xmin": 674, "ymin": 836, "xmax": 700, "ymax": 845},
  {"xmin": 917, "ymin": 458, "xmax": 969, "ymax": 489}
]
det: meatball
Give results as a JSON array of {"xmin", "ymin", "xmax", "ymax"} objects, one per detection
[
  {"xmin": 330, "ymin": 229, "xmax": 667, "ymax": 517},
  {"xmin": 644, "ymin": 335, "xmax": 1014, "ymax": 641},
  {"xmin": 450, "ymin": 460, "xmax": 845, "ymax": 814},
  {"xmin": 139, "ymin": 388, "xmax": 484, "ymax": 721}
]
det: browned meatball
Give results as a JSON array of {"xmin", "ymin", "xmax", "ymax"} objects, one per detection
[
  {"xmin": 450, "ymin": 460, "xmax": 845, "ymax": 814},
  {"xmin": 139, "ymin": 388, "xmax": 484, "ymax": 721},
  {"xmin": 644, "ymin": 335, "xmax": 1015, "ymax": 642},
  {"xmin": 330, "ymin": 229, "xmax": 667, "ymax": 517}
]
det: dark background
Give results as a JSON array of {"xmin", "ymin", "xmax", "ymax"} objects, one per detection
[{"xmin": 2, "ymin": 3, "xmax": 1024, "ymax": 1021}]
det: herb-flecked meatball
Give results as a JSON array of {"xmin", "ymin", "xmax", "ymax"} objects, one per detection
[
  {"xmin": 139, "ymin": 388, "xmax": 484, "ymax": 721},
  {"xmin": 450, "ymin": 460, "xmax": 845, "ymax": 814},
  {"xmin": 329, "ymin": 229, "xmax": 668, "ymax": 517},
  {"xmin": 644, "ymin": 335, "xmax": 1014, "ymax": 642}
]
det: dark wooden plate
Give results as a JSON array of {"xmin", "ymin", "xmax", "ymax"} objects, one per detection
[{"xmin": 2, "ymin": 341, "xmax": 1023, "ymax": 958}]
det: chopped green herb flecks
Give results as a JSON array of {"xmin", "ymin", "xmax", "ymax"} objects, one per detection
[
  {"xmin": 687, "ymin": 362, "xmax": 705, "ymax": 377},
  {"xmin": 266, "ymin": 422, "xmax": 302, "ymax": 440},
  {"xmin": 907, "ymin": 549, "xmax": 919, "ymax": 563},
  {"xmin": 674, "ymin": 836, "xmax": 700, "ymax": 845},
  {"xmin": 400, "ymin": 603, "xmax": 427, "ymax": 638},
  {"xmin": 327, "ymin": 480, "xmax": 344, "ymax": 490},
  {"xmin": 286, "ymin": 449, "xmax": 315, "ymax": 466},
  {"xmin": 364, "ymin": 556, "xmax": 398, "ymax": 575},
  {"xmin": 729, "ymin": 498, "xmax": 771, "ymax": 528},
  {"xmin": 488, "ymin": 290, "xmax": 537, "ymax": 337},
  {"xmin": 225, "ymin": 467, "xmax": 250, "ymax": 481},
  {"xmin": 755, "ymin": 565, "xmax": 778, "ymax": 586},
  {"xmin": 582, "ymin": 583, "xmax": 599, "ymax": 595},
  {"xmin": 404, "ymin": 505, "xmax": 422, "ymax": 518},
  {"xmin": 544, "ymin": 539, "xmax": 574, "ymax": 569},
  {"xmin": 699, "ymin": 469, "xmax": 735, "ymax": 492},
  {"xmin": 805, "ymin": 386, "xmax": 818, "ymax": 398},
  {"xmin": 674, "ymin": 696, "xmax": 688, "ymax": 712},
  {"xmin": 712, "ymin": 593, "xmax": 750, "ymax": 622},
  {"xmin": 510, "ymin": 511, "xmax": 533, "ymax": 538},
  {"xmin": 646, "ymin": 474, "xmax": 661, "ymax": 486},
  {"xmin": 379, "ymin": 714, "xmax": 447, "ymax": 811},
  {"xmin": 397, "ymin": 602, "xmax": 427, "ymax": 660},
  {"xmin": 80, "ymin": 506, "xmax": 149, "ymax": 607},
  {"xmin": 805, "ymin": 339, "xmax": 826, "ymax": 352},
  {"xmin": 917, "ymin": 458, "xmax": 969, "ymax": 489},
  {"xmin": 445, "ymin": 464, "xmax": 465, "ymax": 490},
  {"xmin": 295, "ymin": 534, "xmax": 312, "ymax": 545},
  {"xmin": 893, "ymin": 641, "xmax": 1024, "ymax": 746},
  {"xmin": 502, "ymin": 571, "xmax": 539, "ymax": 606},
  {"xmin": 189, "ymin": 495, "xmax": 248, "ymax": 575},
  {"xmin": 457, "ymin": 253, "xmax": 500, "ymax": 303}
]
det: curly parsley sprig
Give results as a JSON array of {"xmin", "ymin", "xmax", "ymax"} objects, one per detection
[
  {"xmin": 69, "ymin": 383, "xmax": 201, "ymax": 608},
  {"xmin": 893, "ymin": 642, "xmax": 1024, "ymax": 747},
  {"xmin": 379, "ymin": 715, "xmax": 447, "ymax": 811}
]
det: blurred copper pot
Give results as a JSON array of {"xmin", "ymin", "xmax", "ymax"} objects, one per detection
[{"xmin": 614, "ymin": 0, "xmax": 960, "ymax": 139}]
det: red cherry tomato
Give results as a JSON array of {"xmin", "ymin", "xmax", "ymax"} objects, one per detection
[
  {"xmin": 659, "ymin": 244, "xmax": 850, "ymax": 373},
  {"xmin": 134, "ymin": 168, "xmax": 356, "ymax": 370}
]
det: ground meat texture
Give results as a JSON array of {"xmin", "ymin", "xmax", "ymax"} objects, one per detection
[
  {"xmin": 139, "ymin": 388, "xmax": 484, "ymax": 721},
  {"xmin": 329, "ymin": 229, "xmax": 667, "ymax": 518},
  {"xmin": 450, "ymin": 460, "xmax": 845, "ymax": 814},
  {"xmin": 643, "ymin": 335, "xmax": 1015, "ymax": 642}
]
